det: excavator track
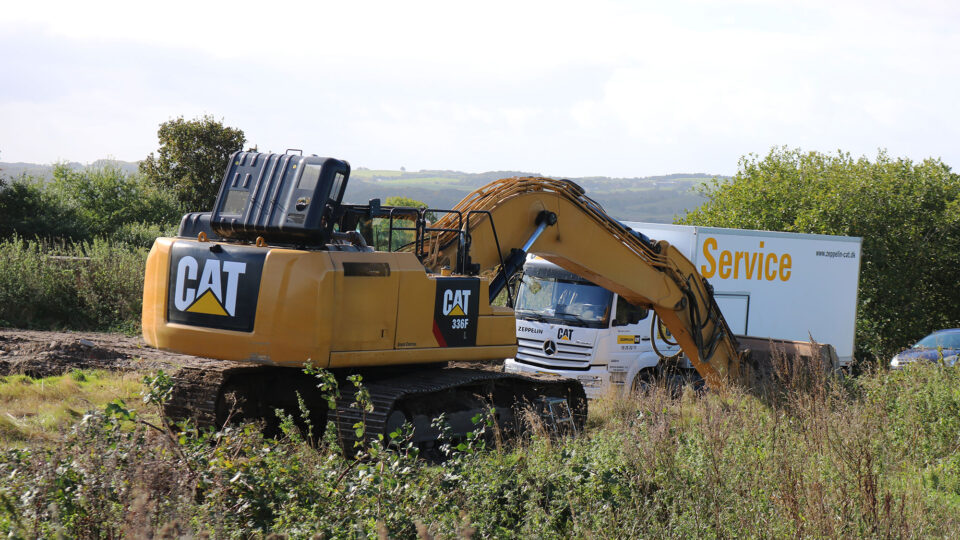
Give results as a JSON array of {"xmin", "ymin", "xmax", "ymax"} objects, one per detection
[
  {"xmin": 162, "ymin": 359, "xmax": 270, "ymax": 430},
  {"xmin": 332, "ymin": 367, "xmax": 587, "ymax": 449},
  {"xmin": 163, "ymin": 361, "xmax": 586, "ymax": 448}
]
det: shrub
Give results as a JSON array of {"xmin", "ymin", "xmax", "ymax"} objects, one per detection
[
  {"xmin": 0, "ymin": 237, "xmax": 146, "ymax": 331},
  {"xmin": 2, "ymin": 365, "xmax": 959, "ymax": 537},
  {"xmin": 49, "ymin": 163, "xmax": 181, "ymax": 238},
  {"xmin": 0, "ymin": 177, "xmax": 88, "ymax": 241},
  {"xmin": 110, "ymin": 222, "xmax": 177, "ymax": 251}
]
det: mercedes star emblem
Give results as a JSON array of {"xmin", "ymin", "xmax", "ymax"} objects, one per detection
[{"xmin": 543, "ymin": 340, "xmax": 557, "ymax": 356}]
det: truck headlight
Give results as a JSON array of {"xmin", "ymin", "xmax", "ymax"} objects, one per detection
[{"xmin": 943, "ymin": 355, "xmax": 958, "ymax": 367}]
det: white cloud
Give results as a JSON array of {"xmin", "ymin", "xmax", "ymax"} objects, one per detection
[{"xmin": 2, "ymin": 0, "xmax": 959, "ymax": 176}]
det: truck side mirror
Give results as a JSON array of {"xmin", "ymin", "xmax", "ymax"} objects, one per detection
[{"xmin": 613, "ymin": 299, "xmax": 649, "ymax": 327}]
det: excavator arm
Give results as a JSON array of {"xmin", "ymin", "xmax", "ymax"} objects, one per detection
[{"xmin": 417, "ymin": 177, "xmax": 746, "ymax": 387}]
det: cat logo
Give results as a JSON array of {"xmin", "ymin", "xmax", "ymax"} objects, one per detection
[
  {"xmin": 441, "ymin": 289, "xmax": 472, "ymax": 317},
  {"xmin": 167, "ymin": 242, "xmax": 266, "ymax": 332},
  {"xmin": 433, "ymin": 278, "xmax": 480, "ymax": 347},
  {"xmin": 557, "ymin": 328, "xmax": 573, "ymax": 341},
  {"xmin": 173, "ymin": 257, "xmax": 246, "ymax": 317}
]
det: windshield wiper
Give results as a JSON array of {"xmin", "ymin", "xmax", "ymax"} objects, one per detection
[
  {"xmin": 554, "ymin": 312, "xmax": 592, "ymax": 327},
  {"xmin": 517, "ymin": 311, "xmax": 548, "ymax": 322}
]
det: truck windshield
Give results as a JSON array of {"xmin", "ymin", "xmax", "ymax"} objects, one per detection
[{"xmin": 515, "ymin": 266, "xmax": 613, "ymax": 328}]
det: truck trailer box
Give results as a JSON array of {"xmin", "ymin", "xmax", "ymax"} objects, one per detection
[
  {"xmin": 504, "ymin": 222, "xmax": 861, "ymax": 397},
  {"xmin": 626, "ymin": 222, "xmax": 861, "ymax": 364}
]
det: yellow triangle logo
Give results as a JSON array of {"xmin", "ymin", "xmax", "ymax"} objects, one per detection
[
  {"xmin": 187, "ymin": 290, "xmax": 229, "ymax": 316},
  {"xmin": 449, "ymin": 304, "xmax": 466, "ymax": 316},
  {"xmin": 560, "ymin": 335, "xmax": 569, "ymax": 340}
]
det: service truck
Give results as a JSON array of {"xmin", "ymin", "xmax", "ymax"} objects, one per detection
[{"xmin": 504, "ymin": 222, "xmax": 862, "ymax": 397}]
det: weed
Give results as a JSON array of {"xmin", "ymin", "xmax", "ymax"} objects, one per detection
[
  {"xmin": 0, "ymin": 363, "xmax": 956, "ymax": 537},
  {"xmin": 0, "ymin": 236, "xmax": 147, "ymax": 331}
]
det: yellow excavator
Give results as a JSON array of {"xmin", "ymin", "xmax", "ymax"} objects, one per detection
[{"xmin": 142, "ymin": 151, "xmax": 831, "ymax": 445}]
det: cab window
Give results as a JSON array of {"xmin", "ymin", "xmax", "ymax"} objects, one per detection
[{"xmin": 612, "ymin": 297, "xmax": 649, "ymax": 327}]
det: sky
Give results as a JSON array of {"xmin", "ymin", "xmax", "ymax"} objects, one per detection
[{"xmin": 1, "ymin": 0, "xmax": 959, "ymax": 178}]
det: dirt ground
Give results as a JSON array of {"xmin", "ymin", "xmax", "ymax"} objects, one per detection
[
  {"xmin": 0, "ymin": 328, "xmax": 204, "ymax": 378},
  {"xmin": 0, "ymin": 329, "xmax": 510, "ymax": 379}
]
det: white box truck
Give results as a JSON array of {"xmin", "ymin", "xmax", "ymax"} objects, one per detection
[{"xmin": 504, "ymin": 222, "xmax": 862, "ymax": 398}]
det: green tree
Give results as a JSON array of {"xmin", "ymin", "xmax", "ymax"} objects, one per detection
[
  {"xmin": 384, "ymin": 196, "xmax": 435, "ymax": 220},
  {"xmin": 679, "ymin": 147, "xmax": 960, "ymax": 363},
  {"xmin": 0, "ymin": 176, "xmax": 87, "ymax": 240},
  {"xmin": 140, "ymin": 115, "xmax": 245, "ymax": 211},
  {"xmin": 50, "ymin": 163, "xmax": 181, "ymax": 237}
]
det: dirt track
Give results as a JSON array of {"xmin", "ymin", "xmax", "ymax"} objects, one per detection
[{"xmin": 0, "ymin": 328, "xmax": 205, "ymax": 378}]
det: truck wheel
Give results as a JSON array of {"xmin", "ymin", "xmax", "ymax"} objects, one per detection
[{"xmin": 630, "ymin": 370, "xmax": 655, "ymax": 394}]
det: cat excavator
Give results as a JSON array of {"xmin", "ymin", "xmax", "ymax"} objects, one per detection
[{"xmin": 142, "ymin": 151, "xmax": 832, "ymax": 446}]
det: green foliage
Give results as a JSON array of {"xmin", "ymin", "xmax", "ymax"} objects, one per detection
[
  {"xmin": 109, "ymin": 221, "xmax": 178, "ymax": 250},
  {"xmin": 365, "ymin": 196, "xmax": 434, "ymax": 251},
  {"xmin": 679, "ymin": 147, "xmax": 960, "ymax": 362},
  {"xmin": 0, "ymin": 237, "xmax": 146, "ymax": 331},
  {"xmin": 0, "ymin": 177, "xmax": 88, "ymax": 240},
  {"xmin": 862, "ymin": 363, "xmax": 960, "ymax": 467},
  {"xmin": 0, "ymin": 163, "xmax": 178, "ymax": 331},
  {"xmin": 0, "ymin": 369, "xmax": 141, "ymax": 444},
  {"xmin": 383, "ymin": 195, "xmax": 432, "ymax": 214},
  {"xmin": 0, "ymin": 165, "xmax": 179, "ymax": 245},
  {"xmin": 1, "ymin": 364, "xmax": 959, "ymax": 537},
  {"xmin": 49, "ymin": 163, "xmax": 180, "ymax": 238},
  {"xmin": 140, "ymin": 115, "xmax": 246, "ymax": 212}
]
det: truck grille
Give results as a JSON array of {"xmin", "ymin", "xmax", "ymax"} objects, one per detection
[{"xmin": 515, "ymin": 337, "xmax": 593, "ymax": 370}]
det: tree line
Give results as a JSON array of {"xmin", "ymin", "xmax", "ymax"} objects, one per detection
[
  {"xmin": 0, "ymin": 115, "xmax": 244, "ymax": 247},
  {"xmin": 2, "ymin": 116, "xmax": 957, "ymax": 363}
]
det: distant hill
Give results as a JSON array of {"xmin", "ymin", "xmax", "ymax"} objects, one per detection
[
  {"xmin": 347, "ymin": 168, "xmax": 720, "ymax": 223},
  {"xmin": 0, "ymin": 160, "xmax": 140, "ymax": 181},
  {"xmin": 1, "ymin": 161, "xmax": 722, "ymax": 223}
]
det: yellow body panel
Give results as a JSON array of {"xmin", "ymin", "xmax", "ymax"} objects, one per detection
[
  {"xmin": 328, "ymin": 345, "xmax": 517, "ymax": 368},
  {"xmin": 142, "ymin": 238, "xmax": 516, "ymax": 369},
  {"xmin": 331, "ymin": 252, "xmax": 401, "ymax": 351}
]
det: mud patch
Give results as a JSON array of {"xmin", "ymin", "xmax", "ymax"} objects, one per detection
[
  {"xmin": 0, "ymin": 337, "xmax": 132, "ymax": 378},
  {"xmin": 0, "ymin": 329, "xmax": 199, "ymax": 378}
]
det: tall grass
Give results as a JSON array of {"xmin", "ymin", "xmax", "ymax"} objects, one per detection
[
  {"xmin": 0, "ymin": 370, "xmax": 142, "ymax": 444},
  {"xmin": 0, "ymin": 363, "xmax": 956, "ymax": 537},
  {"xmin": 0, "ymin": 236, "xmax": 147, "ymax": 332}
]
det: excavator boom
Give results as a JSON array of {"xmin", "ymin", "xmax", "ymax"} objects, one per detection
[{"xmin": 417, "ymin": 177, "xmax": 744, "ymax": 387}]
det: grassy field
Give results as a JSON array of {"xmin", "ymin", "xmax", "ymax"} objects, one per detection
[
  {"xmin": 349, "ymin": 169, "xmax": 406, "ymax": 179},
  {"xmin": 0, "ymin": 361, "xmax": 956, "ymax": 537},
  {"xmin": 0, "ymin": 370, "xmax": 142, "ymax": 443},
  {"xmin": 371, "ymin": 176, "xmax": 465, "ymax": 187}
]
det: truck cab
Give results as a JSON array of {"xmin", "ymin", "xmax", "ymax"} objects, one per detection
[{"xmin": 504, "ymin": 256, "xmax": 690, "ymax": 398}]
